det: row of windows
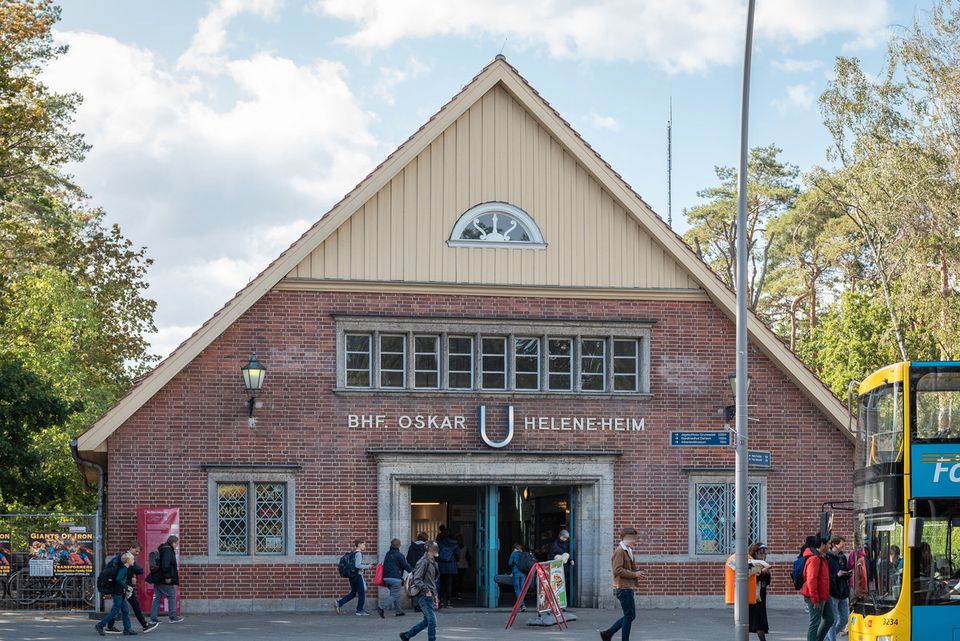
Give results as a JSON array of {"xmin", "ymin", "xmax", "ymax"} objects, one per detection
[
  {"xmin": 212, "ymin": 477, "xmax": 763, "ymax": 558},
  {"xmin": 344, "ymin": 333, "xmax": 643, "ymax": 393}
]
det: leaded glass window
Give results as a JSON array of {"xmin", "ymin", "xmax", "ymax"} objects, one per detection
[
  {"xmin": 216, "ymin": 481, "xmax": 287, "ymax": 556},
  {"xmin": 217, "ymin": 483, "xmax": 248, "ymax": 555},
  {"xmin": 694, "ymin": 481, "xmax": 763, "ymax": 555},
  {"xmin": 580, "ymin": 339, "xmax": 606, "ymax": 392},
  {"xmin": 345, "ymin": 334, "xmax": 371, "ymax": 388},
  {"xmin": 379, "ymin": 334, "xmax": 406, "ymax": 388},
  {"xmin": 548, "ymin": 339, "xmax": 573, "ymax": 390},
  {"xmin": 447, "ymin": 336, "xmax": 473, "ymax": 389},
  {"xmin": 414, "ymin": 336, "xmax": 439, "ymax": 389},
  {"xmin": 514, "ymin": 337, "xmax": 540, "ymax": 390}
]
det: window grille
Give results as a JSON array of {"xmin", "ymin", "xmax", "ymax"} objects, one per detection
[
  {"xmin": 216, "ymin": 482, "xmax": 287, "ymax": 556},
  {"xmin": 217, "ymin": 483, "xmax": 248, "ymax": 555},
  {"xmin": 255, "ymin": 483, "xmax": 286, "ymax": 555},
  {"xmin": 694, "ymin": 481, "xmax": 763, "ymax": 555}
]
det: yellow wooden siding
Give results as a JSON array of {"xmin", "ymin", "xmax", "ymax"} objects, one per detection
[{"xmin": 288, "ymin": 84, "xmax": 699, "ymax": 291}]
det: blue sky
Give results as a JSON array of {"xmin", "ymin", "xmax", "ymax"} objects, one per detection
[{"xmin": 48, "ymin": 0, "xmax": 924, "ymax": 357}]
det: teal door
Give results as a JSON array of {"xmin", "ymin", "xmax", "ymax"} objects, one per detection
[{"xmin": 475, "ymin": 486, "xmax": 500, "ymax": 607}]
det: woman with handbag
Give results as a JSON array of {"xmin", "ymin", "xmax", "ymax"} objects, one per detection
[{"xmin": 377, "ymin": 538, "xmax": 413, "ymax": 618}]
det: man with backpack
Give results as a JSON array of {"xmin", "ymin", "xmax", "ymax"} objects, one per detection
[
  {"xmin": 146, "ymin": 535, "xmax": 183, "ymax": 624},
  {"xmin": 335, "ymin": 538, "xmax": 370, "ymax": 616},
  {"xmin": 800, "ymin": 537, "xmax": 834, "ymax": 641},
  {"xmin": 102, "ymin": 542, "xmax": 159, "ymax": 634},
  {"xmin": 825, "ymin": 536, "xmax": 851, "ymax": 641},
  {"xmin": 507, "ymin": 543, "xmax": 535, "ymax": 612},
  {"xmin": 95, "ymin": 552, "xmax": 137, "ymax": 636},
  {"xmin": 399, "ymin": 540, "xmax": 440, "ymax": 641}
]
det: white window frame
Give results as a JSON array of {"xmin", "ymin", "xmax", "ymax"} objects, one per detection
[
  {"xmin": 379, "ymin": 334, "xmax": 406, "ymax": 389},
  {"xmin": 447, "ymin": 335, "xmax": 474, "ymax": 390},
  {"xmin": 480, "ymin": 336, "xmax": 507, "ymax": 390},
  {"xmin": 547, "ymin": 338, "xmax": 573, "ymax": 391},
  {"xmin": 513, "ymin": 336, "xmax": 541, "ymax": 391},
  {"xmin": 687, "ymin": 474, "xmax": 767, "ymax": 557},
  {"xmin": 580, "ymin": 338, "xmax": 606, "ymax": 392},
  {"xmin": 345, "ymin": 333, "xmax": 372, "ymax": 389},
  {"xmin": 613, "ymin": 338, "xmax": 641, "ymax": 392},
  {"xmin": 207, "ymin": 470, "xmax": 297, "ymax": 561},
  {"xmin": 447, "ymin": 202, "xmax": 546, "ymax": 249},
  {"xmin": 413, "ymin": 335, "xmax": 440, "ymax": 389}
]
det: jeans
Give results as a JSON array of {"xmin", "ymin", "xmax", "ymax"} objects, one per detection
[
  {"xmin": 825, "ymin": 597, "xmax": 848, "ymax": 641},
  {"xmin": 512, "ymin": 571, "xmax": 524, "ymax": 598},
  {"xmin": 381, "ymin": 577, "xmax": 402, "ymax": 612},
  {"xmin": 99, "ymin": 594, "xmax": 132, "ymax": 632},
  {"xmin": 404, "ymin": 595, "xmax": 437, "ymax": 641},
  {"xmin": 150, "ymin": 584, "xmax": 177, "ymax": 620},
  {"xmin": 107, "ymin": 593, "xmax": 147, "ymax": 628},
  {"xmin": 604, "ymin": 588, "xmax": 636, "ymax": 641},
  {"xmin": 337, "ymin": 574, "xmax": 366, "ymax": 612},
  {"xmin": 804, "ymin": 596, "xmax": 836, "ymax": 641}
]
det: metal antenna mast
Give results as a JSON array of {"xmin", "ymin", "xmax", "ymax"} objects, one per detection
[{"xmin": 667, "ymin": 97, "xmax": 673, "ymax": 228}]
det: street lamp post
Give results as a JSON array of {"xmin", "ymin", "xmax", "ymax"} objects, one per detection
[{"xmin": 734, "ymin": 1, "xmax": 757, "ymax": 640}]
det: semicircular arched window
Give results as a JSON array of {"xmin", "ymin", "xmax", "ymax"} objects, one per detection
[{"xmin": 448, "ymin": 202, "xmax": 546, "ymax": 249}]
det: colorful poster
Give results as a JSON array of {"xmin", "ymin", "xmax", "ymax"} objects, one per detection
[
  {"xmin": 29, "ymin": 531, "xmax": 94, "ymax": 575},
  {"xmin": 0, "ymin": 533, "xmax": 10, "ymax": 575},
  {"xmin": 535, "ymin": 560, "xmax": 567, "ymax": 612}
]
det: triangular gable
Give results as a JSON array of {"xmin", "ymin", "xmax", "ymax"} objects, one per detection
[{"xmin": 77, "ymin": 57, "xmax": 850, "ymax": 453}]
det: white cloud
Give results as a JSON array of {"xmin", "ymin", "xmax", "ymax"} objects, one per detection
[
  {"xmin": 44, "ymin": 16, "xmax": 380, "ymax": 357},
  {"xmin": 178, "ymin": 0, "xmax": 284, "ymax": 72},
  {"xmin": 772, "ymin": 82, "xmax": 816, "ymax": 113},
  {"xmin": 588, "ymin": 111, "xmax": 620, "ymax": 132},
  {"xmin": 145, "ymin": 325, "xmax": 199, "ymax": 361},
  {"xmin": 312, "ymin": 0, "xmax": 891, "ymax": 74},
  {"xmin": 372, "ymin": 57, "xmax": 430, "ymax": 104},
  {"xmin": 771, "ymin": 58, "xmax": 822, "ymax": 74}
]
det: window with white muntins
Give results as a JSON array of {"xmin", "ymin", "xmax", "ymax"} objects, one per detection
[{"xmin": 448, "ymin": 202, "xmax": 546, "ymax": 249}]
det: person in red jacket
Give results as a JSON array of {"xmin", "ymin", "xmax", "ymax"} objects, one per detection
[{"xmin": 801, "ymin": 537, "xmax": 835, "ymax": 641}]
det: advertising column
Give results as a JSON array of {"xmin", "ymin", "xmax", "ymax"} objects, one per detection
[{"xmin": 136, "ymin": 508, "xmax": 180, "ymax": 615}]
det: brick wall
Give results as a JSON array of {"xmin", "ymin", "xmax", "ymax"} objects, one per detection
[{"xmin": 105, "ymin": 289, "xmax": 853, "ymax": 604}]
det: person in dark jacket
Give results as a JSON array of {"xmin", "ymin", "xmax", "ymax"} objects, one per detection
[
  {"xmin": 95, "ymin": 552, "xmax": 136, "ymax": 636},
  {"xmin": 436, "ymin": 528, "xmax": 459, "ymax": 608},
  {"xmin": 548, "ymin": 529, "xmax": 573, "ymax": 606},
  {"xmin": 104, "ymin": 542, "xmax": 160, "ymax": 634},
  {"xmin": 147, "ymin": 536, "xmax": 183, "ymax": 624},
  {"xmin": 400, "ymin": 541, "xmax": 440, "ymax": 641},
  {"xmin": 406, "ymin": 532, "xmax": 428, "ymax": 567},
  {"xmin": 377, "ymin": 538, "xmax": 413, "ymax": 618},
  {"xmin": 826, "ymin": 536, "xmax": 850, "ymax": 641}
]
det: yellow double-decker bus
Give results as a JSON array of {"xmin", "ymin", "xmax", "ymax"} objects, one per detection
[{"xmin": 848, "ymin": 362, "xmax": 960, "ymax": 641}]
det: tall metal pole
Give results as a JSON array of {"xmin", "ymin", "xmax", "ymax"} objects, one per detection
[
  {"xmin": 667, "ymin": 97, "xmax": 673, "ymax": 228},
  {"xmin": 734, "ymin": 1, "xmax": 756, "ymax": 640}
]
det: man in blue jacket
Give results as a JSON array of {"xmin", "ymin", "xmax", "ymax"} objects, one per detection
[{"xmin": 103, "ymin": 542, "xmax": 159, "ymax": 634}]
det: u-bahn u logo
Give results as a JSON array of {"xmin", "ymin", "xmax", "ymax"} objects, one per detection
[{"xmin": 478, "ymin": 404, "xmax": 514, "ymax": 449}]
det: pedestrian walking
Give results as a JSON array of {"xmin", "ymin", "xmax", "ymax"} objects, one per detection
[
  {"xmin": 95, "ymin": 552, "xmax": 136, "ymax": 636},
  {"xmin": 801, "ymin": 537, "xmax": 834, "ymax": 641},
  {"xmin": 599, "ymin": 527, "xmax": 645, "ymax": 641},
  {"xmin": 549, "ymin": 529, "xmax": 574, "ymax": 604},
  {"xmin": 436, "ymin": 528, "xmax": 459, "ymax": 608},
  {"xmin": 378, "ymin": 538, "xmax": 412, "ymax": 618},
  {"xmin": 335, "ymin": 538, "xmax": 371, "ymax": 616},
  {"xmin": 507, "ymin": 543, "xmax": 527, "ymax": 612},
  {"xmin": 103, "ymin": 542, "xmax": 160, "ymax": 634},
  {"xmin": 406, "ymin": 532, "xmax": 428, "ymax": 567},
  {"xmin": 399, "ymin": 541, "xmax": 440, "ymax": 641},
  {"xmin": 826, "ymin": 536, "xmax": 850, "ymax": 641},
  {"xmin": 747, "ymin": 543, "xmax": 770, "ymax": 641},
  {"xmin": 146, "ymin": 535, "xmax": 183, "ymax": 624}
]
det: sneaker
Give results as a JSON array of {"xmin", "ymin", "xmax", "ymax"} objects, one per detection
[
  {"xmin": 335, "ymin": 602, "xmax": 342, "ymax": 615},
  {"xmin": 95, "ymin": 624, "xmax": 106, "ymax": 637},
  {"xmin": 146, "ymin": 620, "xmax": 159, "ymax": 626},
  {"xmin": 168, "ymin": 617, "xmax": 184, "ymax": 624},
  {"xmin": 399, "ymin": 634, "xmax": 411, "ymax": 641},
  {"xmin": 520, "ymin": 605, "xmax": 526, "ymax": 612},
  {"xmin": 105, "ymin": 626, "xmax": 122, "ymax": 635},
  {"xmin": 142, "ymin": 622, "xmax": 159, "ymax": 634},
  {"xmin": 377, "ymin": 607, "xmax": 385, "ymax": 618},
  {"xmin": 599, "ymin": 631, "xmax": 613, "ymax": 641},
  {"xmin": 356, "ymin": 610, "xmax": 370, "ymax": 616}
]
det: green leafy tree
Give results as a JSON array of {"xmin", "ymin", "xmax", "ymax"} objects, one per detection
[{"xmin": 684, "ymin": 144, "xmax": 799, "ymax": 311}]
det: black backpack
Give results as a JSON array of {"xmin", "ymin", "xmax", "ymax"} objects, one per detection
[
  {"xmin": 96, "ymin": 562, "xmax": 119, "ymax": 593},
  {"xmin": 338, "ymin": 551, "xmax": 357, "ymax": 578},
  {"xmin": 148, "ymin": 550, "xmax": 161, "ymax": 574},
  {"xmin": 518, "ymin": 552, "xmax": 537, "ymax": 574}
]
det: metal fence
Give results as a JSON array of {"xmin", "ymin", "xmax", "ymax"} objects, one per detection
[{"xmin": 0, "ymin": 513, "xmax": 99, "ymax": 612}]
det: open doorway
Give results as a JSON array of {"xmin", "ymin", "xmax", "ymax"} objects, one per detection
[{"xmin": 408, "ymin": 484, "xmax": 574, "ymax": 609}]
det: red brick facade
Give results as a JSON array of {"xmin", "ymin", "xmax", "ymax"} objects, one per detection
[{"xmin": 105, "ymin": 289, "xmax": 852, "ymax": 607}]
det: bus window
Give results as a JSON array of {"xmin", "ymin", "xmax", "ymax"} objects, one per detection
[
  {"xmin": 853, "ymin": 513, "xmax": 904, "ymax": 615},
  {"xmin": 914, "ymin": 371, "xmax": 960, "ymax": 440},
  {"xmin": 858, "ymin": 383, "xmax": 903, "ymax": 466},
  {"xmin": 912, "ymin": 500, "xmax": 960, "ymax": 605}
]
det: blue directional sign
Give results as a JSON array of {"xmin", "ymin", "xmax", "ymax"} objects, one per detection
[
  {"xmin": 748, "ymin": 450, "xmax": 772, "ymax": 468},
  {"xmin": 670, "ymin": 431, "xmax": 731, "ymax": 447}
]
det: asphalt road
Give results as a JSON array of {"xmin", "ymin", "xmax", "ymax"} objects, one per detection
[{"xmin": 0, "ymin": 607, "xmax": 813, "ymax": 641}]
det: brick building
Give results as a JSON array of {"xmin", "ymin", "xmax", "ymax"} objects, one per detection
[{"xmin": 74, "ymin": 57, "xmax": 853, "ymax": 613}]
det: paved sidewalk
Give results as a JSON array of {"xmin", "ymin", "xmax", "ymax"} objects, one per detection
[{"xmin": 0, "ymin": 608, "xmax": 810, "ymax": 641}]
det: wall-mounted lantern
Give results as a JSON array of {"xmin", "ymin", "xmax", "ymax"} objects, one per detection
[{"xmin": 241, "ymin": 352, "xmax": 266, "ymax": 426}]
